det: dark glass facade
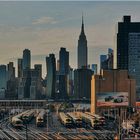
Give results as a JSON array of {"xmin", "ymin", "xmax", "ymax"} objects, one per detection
[
  {"xmin": 23, "ymin": 49, "xmax": 31, "ymax": 70},
  {"xmin": 117, "ymin": 16, "xmax": 140, "ymax": 69},
  {"xmin": 59, "ymin": 47, "xmax": 69, "ymax": 75},
  {"xmin": 46, "ymin": 54, "xmax": 56, "ymax": 99},
  {"xmin": 74, "ymin": 68, "xmax": 92, "ymax": 100}
]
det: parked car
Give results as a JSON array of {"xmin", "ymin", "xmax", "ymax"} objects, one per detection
[
  {"xmin": 105, "ymin": 96, "xmax": 114, "ymax": 102},
  {"xmin": 113, "ymin": 97, "xmax": 123, "ymax": 103}
]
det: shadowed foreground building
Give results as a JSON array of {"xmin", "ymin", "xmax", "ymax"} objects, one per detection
[
  {"xmin": 74, "ymin": 67, "xmax": 93, "ymax": 100},
  {"xmin": 128, "ymin": 33, "xmax": 140, "ymax": 100},
  {"xmin": 91, "ymin": 69, "xmax": 136, "ymax": 114},
  {"xmin": 117, "ymin": 16, "xmax": 140, "ymax": 69},
  {"xmin": 117, "ymin": 16, "xmax": 140, "ymax": 100}
]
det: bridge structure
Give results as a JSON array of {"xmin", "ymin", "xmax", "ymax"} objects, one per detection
[
  {"xmin": 0, "ymin": 100, "xmax": 47, "ymax": 109},
  {"xmin": 0, "ymin": 99, "xmax": 90, "ymax": 110}
]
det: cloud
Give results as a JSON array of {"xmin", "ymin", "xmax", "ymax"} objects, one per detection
[{"xmin": 32, "ymin": 16, "xmax": 57, "ymax": 25}]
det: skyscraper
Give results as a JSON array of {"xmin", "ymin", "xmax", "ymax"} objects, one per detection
[
  {"xmin": 91, "ymin": 64, "xmax": 97, "ymax": 74},
  {"xmin": 74, "ymin": 67, "xmax": 92, "ymax": 100},
  {"xmin": 30, "ymin": 81, "xmax": 36, "ymax": 100},
  {"xmin": 7, "ymin": 62, "xmax": 15, "ymax": 80},
  {"xmin": 100, "ymin": 48, "xmax": 114, "ymax": 70},
  {"xmin": 128, "ymin": 33, "xmax": 140, "ymax": 100},
  {"xmin": 34, "ymin": 64, "xmax": 42, "ymax": 79},
  {"xmin": 59, "ymin": 47, "xmax": 69, "ymax": 75},
  {"xmin": 56, "ymin": 60, "xmax": 60, "ymax": 72},
  {"xmin": 100, "ymin": 55, "xmax": 107, "ymax": 70},
  {"xmin": 18, "ymin": 82, "xmax": 24, "ymax": 99},
  {"xmin": 6, "ymin": 62, "xmax": 17, "ymax": 99},
  {"xmin": 77, "ymin": 15, "xmax": 88, "ymax": 69},
  {"xmin": 23, "ymin": 69, "xmax": 31, "ymax": 98},
  {"xmin": 59, "ymin": 47, "xmax": 69, "ymax": 100},
  {"xmin": 0, "ymin": 65, "xmax": 7, "ymax": 90},
  {"xmin": 59, "ymin": 75, "xmax": 68, "ymax": 99},
  {"xmin": 18, "ymin": 58, "xmax": 23, "ymax": 78},
  {"xmin": 46, "ymin": 54, "xmax": 56, "ymax": 99},
  {"xmin": 117, "ymin": 16, "xmax": 140, "ymax": 100},
  {"xmin": 67, "ymin": 67, "xmax": 74, "ymax": 97},
  {"xmin": 108, "ymin": 48, "xmax": 114, "ymax": 69},
  {"xmin": 22, "ymin": 49, "xmax": 31, "ymax": 70},
  {"xmin": 117, "ymin": 16, "xmax": 140, "ymax": 69}
]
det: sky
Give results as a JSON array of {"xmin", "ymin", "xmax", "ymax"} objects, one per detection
[{"xmin": 0, "ymin": 1, "xmax": 140, "ymax": 77}]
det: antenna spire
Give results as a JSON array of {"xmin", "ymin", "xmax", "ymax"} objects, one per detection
[{"xmin": 81, "ymin": 12, "xmax": 85, "ymax": 34}]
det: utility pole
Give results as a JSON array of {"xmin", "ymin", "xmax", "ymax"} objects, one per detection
[
  {"xmin": 118, "ymin": 108, "xmax": 122, "ymax": 140},
  {"xmin": 46, "ymin": 109, "xmax": 49, "ymax": 134},
  {"xmin": 26, "ymin": 123, "xmax": 28, "ymax": 140},
  {"xmin": 24, "ymin": 120, "xmax": 28, "ymax": 140}
]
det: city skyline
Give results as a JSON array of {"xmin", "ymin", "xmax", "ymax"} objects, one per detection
[{"xmin": 0, "ymin": 1, "xmax": 140, "ymax": 77}]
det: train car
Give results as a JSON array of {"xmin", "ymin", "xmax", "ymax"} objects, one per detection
[
  {"xmin": 81, "ymin": 113, "xmax": 99, "ymax": 128},
  {"xmin": 11, "ymin": 116, "xmax": 23, "ymax": 128},
  {"xmin": 93, "ymin": 114, "xmax": 105, "ymax": 125},
  {"xmin": 59, "ymin": 112, "xmax": 73, "ymax": 127},
  {"xmin": 85, "ymin": 112, "xmax": 105, "ymax": 125},
  {"xmin": 36, "ymin": 110, "xmax": 46, "ymax": 127},
  {"xmin": 67, "ymin": 113, "xmax": 82, "ymax": 127},
  {"xmin": 21, "ymin": 110, "xmax": 34, "ymax": 123},
  {"xmin": 11, "ymin": 110, "xmax": 30, "ymax": 128}
]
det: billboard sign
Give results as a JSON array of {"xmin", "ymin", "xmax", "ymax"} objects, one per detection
[{"xmin": 97, "ymin": 92, "xmax": 128, "ymax": 107}]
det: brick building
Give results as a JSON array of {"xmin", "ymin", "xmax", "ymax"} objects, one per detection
[{"xmin": 91, "ymin": 69, "xmax": 136, "ymax": 114}]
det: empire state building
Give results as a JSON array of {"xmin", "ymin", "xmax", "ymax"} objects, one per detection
[{"xmin": 77, "ymin": 15, "xmax": 88, "ymax": 69}]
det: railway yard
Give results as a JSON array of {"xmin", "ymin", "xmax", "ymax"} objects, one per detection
[{"xmin": 0, "ymin": 108, "xmax": 117, "ymax": 140}]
